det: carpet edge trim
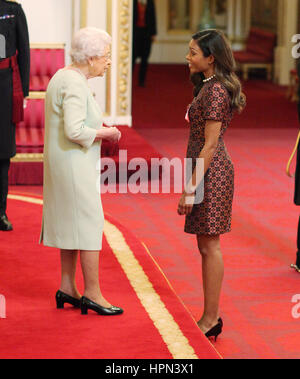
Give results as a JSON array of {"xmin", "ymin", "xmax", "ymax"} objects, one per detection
[
  {"xmin": 8, "ymin": 194, "xmax": 43, "ymax": 205},
  {"xmin": 104, "ymin": 220, "xmax": 199, "ymax": 360},
  {"xmin": 141, "ymin": 241, "xmax": 223, "ymax": 359},
  {"xmin": 8, "ymin": 193, "xmax": 200, "ymax": 359}
]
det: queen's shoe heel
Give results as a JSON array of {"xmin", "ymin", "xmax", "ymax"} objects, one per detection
[
  {"xmin": 55, "ymin": 290, "xmax": 81, "ymax": 309},
  {"xmin": 56, "ymin": 298, "xmax": 64, "ymax": 309},
  {"xmin": 81, "ymin": 302, "xmax": 88, "ymax": 315}
]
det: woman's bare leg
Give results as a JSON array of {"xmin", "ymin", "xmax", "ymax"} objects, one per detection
[
  {"xmin": 80, "ymin": 250, "xmax": 112, "ymax": 308},
  {"xmin": 60, "ymin": 249, "xmax": 81, "ymax": 299},
  {"xmin": 196, "ymin": 234, "xmax": 224, "ymax": 334}
]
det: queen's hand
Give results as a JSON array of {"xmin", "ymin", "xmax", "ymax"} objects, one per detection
[{"xmin": 96, "ymin": 126, "xmax": 121, "ymax": 143}]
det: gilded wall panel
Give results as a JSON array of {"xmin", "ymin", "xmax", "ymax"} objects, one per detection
[
  {"xmin": 298, "ymin": 0, "xmax": 300, "ymax": 32},
  {"xmin": 117, "ymin": 0, "xmax": 132, "ymax": 116},
  {"xmin": 251, "ymin": 0, "xmax": 278, "ymax": 33}
]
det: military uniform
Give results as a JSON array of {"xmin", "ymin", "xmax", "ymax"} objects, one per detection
[{"xmin": 0, "ymin": 0, "xmax": 30, "ymax": 230}]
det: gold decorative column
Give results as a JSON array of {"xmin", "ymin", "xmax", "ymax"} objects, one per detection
[
  {"xmin": 80, "ymin": 0, "xmax": 88, "ymax": 28},
  {"xmin": 117, "ymin": 0, "xmax": 132, "ymax": 118},
  {"xmin": 77, "ymin": 0, "xmax": 133, "ymax": 125},
  {"xmin": 275, "ymin": 0, "xmax": 299, "ymax": 84},
  {"xmin": 106, "ymin": 0, "xmax": 112, "ymax": 117},
  {"xmin": 227, "ymin": 0, "xmax": 235, "ymax": 42}
]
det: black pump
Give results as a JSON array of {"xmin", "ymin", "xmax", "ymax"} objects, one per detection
[
  {"xmin": 55, "ymin": 290, "xmax": 81, "ymax": 309},
  {"xmin": 205, "ymin": 320, "xmax": 223, "ymax": 342},
  {"xmin": 80, "ymin": 296, "xmax": 123, "ymax": 316}
]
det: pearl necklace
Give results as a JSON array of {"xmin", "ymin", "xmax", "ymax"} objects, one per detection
[{"xmin": 203, "ymin": 74, "xmax": 216, "ymax": 83}]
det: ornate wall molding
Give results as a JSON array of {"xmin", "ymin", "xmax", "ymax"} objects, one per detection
[
  {"xmin": 80, "ymin": 0, "xmax": 88, "ymax": 28},
  {"xmin": 75, "ymin": 0, "xmax": 132, "ymax": 125},
  {"xmin": 274, "ymin": 0, "xmax": 299, "ymax": 84},
  {"xmin": 117, "ymin": 0, "xmax": 132, "ymax": 117},
  {"xmin": 106, "ymin": 0, "xmax": 112, "ymax": 117},
  {"xmin": 251, "ymin": 0, "xmax": 278, "ymax": 33}
]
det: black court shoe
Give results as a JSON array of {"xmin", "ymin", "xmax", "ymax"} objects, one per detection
[
  {"xmin": 205, "ymin": 320, "xmax": 223, "ymax": 342},
  {"xmin": 55, "ymin": 290, "xmax": 81, "ymax": 309},
  {"xmin": 80, "ymin": 296, "xmax": 124, "ymax": 316},
  {"xmin": 0, "ymin": 215, "xmax": 13, "ymax": 231}
]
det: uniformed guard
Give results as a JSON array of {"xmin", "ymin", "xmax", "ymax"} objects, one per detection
[{"xmin": 0, "ymin": 0, "xmax": 30, "ymax": 231}]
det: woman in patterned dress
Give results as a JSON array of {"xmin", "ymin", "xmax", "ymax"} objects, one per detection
[{"xmin": 178, "ymin": 30, "xmax": 246, "ymax": 339}]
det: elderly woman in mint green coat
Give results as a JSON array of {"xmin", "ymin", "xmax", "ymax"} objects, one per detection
[{"xmin": 40, "ymin": 28, "xmax": 124, "ymax": 316}]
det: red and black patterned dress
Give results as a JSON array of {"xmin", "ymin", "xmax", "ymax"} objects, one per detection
[{"xmin": 184, "ymin": 77, "xmax": 234, "ymax": 235}]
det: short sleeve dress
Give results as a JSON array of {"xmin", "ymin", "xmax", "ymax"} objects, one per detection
[{"xmin": 184, "ymin": 78, "xmax": 234, "ymax": 235}]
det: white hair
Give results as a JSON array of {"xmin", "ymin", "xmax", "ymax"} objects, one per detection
[{"xmin": 70, "ymin": 27, "xmax": 112, "ymax": 64}]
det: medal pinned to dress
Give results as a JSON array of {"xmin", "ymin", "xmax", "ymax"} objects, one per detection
[
  {"xmin": 0, "ymin": 14, "xmax": 15, "ymax": 20},
  {"xmin": 185, "ymin": 104, "xmax": 191, "ymax": 123}
]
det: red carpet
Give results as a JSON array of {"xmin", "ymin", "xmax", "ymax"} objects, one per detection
[
  {"xmin": 107, "ymin": 127, "xmax": 300, "ymax": 359},
  {"xmin": 3, "ymin": 65, "xmax": 300, "ymax": 358},
  {"xmin": 0, "ymin": 195, "xmax": 220, "ymax": 359},
  {"xmin": 7, "ymin": 127, "xmax": 300, "ymax": 358},
  {"xmin": 132, "ymin": 64, "xmax": 299, "ymax": 129}
]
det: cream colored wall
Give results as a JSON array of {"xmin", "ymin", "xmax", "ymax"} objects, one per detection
[
  {"xmin": 149, "ymin": 0, "xmax": 251, "ymax": 64},
  {"xmin": 150, "ymin": 0, "xmax": 193, "ymax": 64},
  {"xmin": 19, "ymin": 0, "xmax": 73, "ymax": 64},
  {"xmin": 78, "ymin": 0, "xmax": 133, "ymax": 126},
  {"xmin": 18, "ymin": 0, "xmax": 124, "ymax": 124},
  {"xmin": 151, "ymin": 0, "xmax": 299, "ymax": 85},
  {"xmin": 84, "ymin": 0, "xmax": 108, "ymax": 118},
  {"xmin": 14, "ymin": 0, "xmax": 300, "ymax": 124}
]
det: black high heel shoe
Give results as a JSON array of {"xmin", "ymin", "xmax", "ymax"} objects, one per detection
[
  {"xmin": 205, "ymin": 320, "xmax": 223, "ymax": 342},
  {"xmin": 55, "ymin": 290, "xmax": 81, "ymax": 309},
  {"xmin": 80, "ymin": 296, "xmax": 124, "ymax": 316}
]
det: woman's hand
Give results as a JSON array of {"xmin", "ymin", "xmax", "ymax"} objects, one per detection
[
  {"xmin": 107, "ymin": 127, "xmax": 121, "ymax": 143},
  {"xmin": 96, "ymin": 127, "xmax": 121, "ymax": 143},
  {"xmin": 177, "ymin": 191, "xmax": 195, "ymax": 216}
]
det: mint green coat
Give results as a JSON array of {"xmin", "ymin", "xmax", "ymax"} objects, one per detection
[{"xmin": 40, "ymin": 69, "xmax": 104, "ymax": 250}]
